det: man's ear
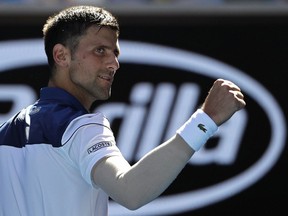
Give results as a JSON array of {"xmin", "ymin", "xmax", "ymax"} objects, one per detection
[{"xmin": 53, "ymin": 44, "xmax": 70, "ymax": 67}]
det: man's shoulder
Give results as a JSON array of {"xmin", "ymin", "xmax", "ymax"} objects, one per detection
[{"xmin": 28, "ymin": 102, "xmax": 88, "ymax": 147}]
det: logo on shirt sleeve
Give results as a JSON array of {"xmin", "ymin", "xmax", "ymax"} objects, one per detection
[{"xmin": 87, "ymin": 141, "xmax": 113, "ymax": 154}]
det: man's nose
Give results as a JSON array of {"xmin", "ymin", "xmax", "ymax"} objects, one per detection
[{"xmin": 108, "ymin": 56, "xmax": 120, "ymax": 73}]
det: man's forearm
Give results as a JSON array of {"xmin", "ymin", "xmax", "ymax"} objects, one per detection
[{"xmin": 93, "ymin": 134, "xmax": 194, "ymax": 210}]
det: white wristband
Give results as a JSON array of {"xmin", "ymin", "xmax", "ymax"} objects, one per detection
[{"xmin": 176, "ymin": 109, "xmax": 218, "ymax": 151}]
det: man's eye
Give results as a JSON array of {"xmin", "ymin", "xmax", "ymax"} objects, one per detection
[{"xmin": 96, "ymin": 48, "xmax": 105, "ymax": 54}]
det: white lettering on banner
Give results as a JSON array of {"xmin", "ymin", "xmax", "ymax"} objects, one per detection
[
  {"xmin": 97, "ymin": 82, "xmax": 247, "ymax": 165},
  {"xmin": 136, "ymin": 83, "xmax": 176, "ymax": 158},
  {"xmin": 96, "ymin": 82, "xmax": 201, "ymax": 161},
  {"xmin": 0, "ymin": 39, "xmax": 286, "ymax": 215},
  {"xmin": 0, "ymin": 85, "xmax": 36, "ymax": 124}
]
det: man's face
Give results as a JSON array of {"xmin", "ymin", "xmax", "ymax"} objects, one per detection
[{"xmin": 68, "ymin": 25, "xmax": 120, "ymax": 104}]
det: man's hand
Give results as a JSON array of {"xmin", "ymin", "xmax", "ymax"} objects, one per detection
[{"xmin": 202, "ymin": 79, "xmax": 246, "ymax": 126}]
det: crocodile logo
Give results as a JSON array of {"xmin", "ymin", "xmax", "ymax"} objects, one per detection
[{"xmin": 198, "ymin": 123, "xmax": 207, "ymax": 133}]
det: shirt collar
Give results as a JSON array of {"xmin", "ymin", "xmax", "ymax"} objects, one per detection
[{"xmin": 39, "ymin": 87, "xmax": 88, "ymax": 113}]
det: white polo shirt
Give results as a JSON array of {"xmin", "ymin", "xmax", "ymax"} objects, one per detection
[{"xmin": 0, "ymin": 87, "xmax": 122, "ymax": 216}]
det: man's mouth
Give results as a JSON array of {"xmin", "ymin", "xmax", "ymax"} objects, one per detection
[{"xmin": 99, "ymin": 75, "xmax": 113, "ymax": 84}]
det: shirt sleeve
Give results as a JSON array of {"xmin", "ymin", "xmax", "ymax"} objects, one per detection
[{"xmin": 61, "ymin": 112, "xmax": 122, "ymax": 186}]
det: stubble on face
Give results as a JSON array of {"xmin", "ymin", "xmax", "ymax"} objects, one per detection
[{"xmin": 67, "ymin": 26, "xmax": 119, "ymax": 109}]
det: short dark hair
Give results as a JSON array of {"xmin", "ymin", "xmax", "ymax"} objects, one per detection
[{"xmin": 42, "ymin": 5, "xmax": 119, "ymax": 70}]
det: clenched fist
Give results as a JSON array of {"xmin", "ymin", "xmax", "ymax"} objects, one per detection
[{"xmin": 202, "ymin": 79, "xmax": 246, "ymax": 126}]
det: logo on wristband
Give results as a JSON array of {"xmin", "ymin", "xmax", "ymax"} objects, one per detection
[{"xmin": 198, "ymin": 124, "xmax": 207, "ymax": 133}]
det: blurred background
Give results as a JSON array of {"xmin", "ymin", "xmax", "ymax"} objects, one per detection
[{"xmin": 0, "ymin": 1, "xmax": 287, "ymax": 216}]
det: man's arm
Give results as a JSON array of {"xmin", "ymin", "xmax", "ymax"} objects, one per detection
[
  {"xmin": 92, "ymin": 79, "xmax": 246, "ymax": 210},
  {"xmin": 92, "ymin": 134, "xmax": 193, "ymax": 210}
]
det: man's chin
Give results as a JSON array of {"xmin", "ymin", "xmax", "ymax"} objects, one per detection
[{"xmin": 94, "ymin": 94, "xmax": 111, "ymax": 101}]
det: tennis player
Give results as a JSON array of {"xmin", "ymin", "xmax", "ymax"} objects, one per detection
[{"xmin": 0, "ymin": 5, "xmax": 245, "ymax": 216}]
